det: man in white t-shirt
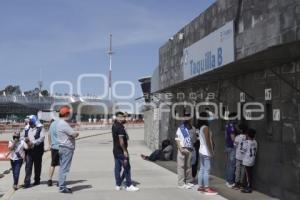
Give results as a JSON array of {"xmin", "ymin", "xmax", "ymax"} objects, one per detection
[
  {"xmin": 175, "ymin": 112, "xmax": 195, "ymax": 189},
  {"xmin": 233, "ymin": 124, "xmax": 248, "ymax": 189},
  {"xmin": 241, "ymin": 129, "xmax": 257, "ymax": 193}
]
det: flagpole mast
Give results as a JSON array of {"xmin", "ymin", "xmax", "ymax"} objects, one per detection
[
  {"xmin": 38, "ymin": 67, "xmax": 43, "ymax": 103},
  {"xmin": 108, "ymin": 34, "xmax": 114, "ymax": 101}
]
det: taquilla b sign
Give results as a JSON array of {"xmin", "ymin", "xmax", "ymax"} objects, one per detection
[{"xmin": 182, "ymin": 21, "xmax": 235, "ymax": 81}]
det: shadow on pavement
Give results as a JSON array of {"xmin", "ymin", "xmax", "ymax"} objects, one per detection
[
  {"xmin": 132, "ymin": 180, "xmax": 141, "ymax": 186},
  {"xmin": 155, "ymin": 160, "xmax": 278, "ymax": 200},
  {"xmin": 71, "ymin": 185, "xmax": 93, "ymax": 192},
  {"xmin": 38, "ymin": 180, "xmax": 87, "ymax": 187},
  {"xmin": 66, "ymin": 180, "xmax": 87, "ymax": 185},
  {"xmin": 3, "ymin": 169, "xmax": 11, "ymax": 174}
]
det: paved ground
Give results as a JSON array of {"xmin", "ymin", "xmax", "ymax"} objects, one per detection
[{"xmin": 1, "ymin": 128, "xmax": 227, "ymax": 200}]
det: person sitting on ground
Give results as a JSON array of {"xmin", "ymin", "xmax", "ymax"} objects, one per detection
[
  {"xmin": 141, "ymin": 139, "xmax": 173, "ymax": 162},
  {"xmin": 8, "ymin": 132, "xmax": 28, "ymax": 190}
]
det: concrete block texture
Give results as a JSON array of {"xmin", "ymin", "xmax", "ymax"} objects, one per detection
[
  {"xmin": 145, "ymin": 59, "xmax": 300, "ymax": 199},
  {"xmin": 150, "ymin": 0, "xmax": 300, "ymax": 198},
  {"xmin": 158, "ymin": 0, "xmax": 300, "ymax": 90},
  {"xmin": 144, "ymin": 109, "xmax": 160, "ymax": 150}
]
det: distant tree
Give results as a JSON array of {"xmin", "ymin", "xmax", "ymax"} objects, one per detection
[
  {"xmin": 0, "ymin": 85, "xmax": 50, "ymax": 97},
  {"xmin": 41, "ymin": 90, "xmax": 49, "ymax": 96},
  {"xmin": 24, "ymin": 88, "xmax": 49, "ymax": 97},
  {"xmin": 1, "ymin": 85, "xmax": 21, "ymax": 95}
]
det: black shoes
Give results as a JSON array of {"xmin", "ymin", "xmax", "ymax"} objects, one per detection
[
  {"xmin": 241, "ymin": 188, "xmax": 252, "ymax": 193},
  {"xmin": 23, "ymin": 181, "xmax": 40, "ymax": 188},
  {"xmin": 232, "ymin": 183, "xmax": 242, "ymax": 190},
  {"xmin": 13, "ymin": 185, "xmax": 18, "ymax": 191},
  {"xmin": 33, "ymin": 181, "xmax": 40, "ymax": 186},
  {"xmin": 47, "ymin": 180, "xmax": 53, "ymax": 187}
]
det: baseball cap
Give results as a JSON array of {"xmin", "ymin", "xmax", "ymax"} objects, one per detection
[
  {"xmin": 28, "ymin": 115, "xmax": 37, "ymax": 126},
  {"xmin": 59, "ymin": 106, "xmax": 71, "ymax": 117}
]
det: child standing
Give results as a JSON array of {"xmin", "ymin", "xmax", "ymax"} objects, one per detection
[
  {"xmin": 8, "ymin": 132, "xmax": 28, "ymax": 190},
  {"xmin": 233, "ymin": 124, "xmax": 248, "ymax": 189},
  {"xmin": 241, "ymin": 129, "xmax": 257, "ymax": 193}
]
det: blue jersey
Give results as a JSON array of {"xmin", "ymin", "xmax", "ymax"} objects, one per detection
[{"xmin": 225, "ymin": 122, "xmax": 236, "ymax": 148}]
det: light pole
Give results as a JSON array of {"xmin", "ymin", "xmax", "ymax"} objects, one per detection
[
  {"xmin": 108, "ymin": 34, "xmax": 114, "ymax": 120},
  {"xmin": 108, "ymin": 34, "xmax": 114, "ymax": 101}
]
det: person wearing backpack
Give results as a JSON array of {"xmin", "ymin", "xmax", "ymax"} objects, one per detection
[{"xmin": 21, "ymin": 115, "xmax": 45, "ymax": 188}]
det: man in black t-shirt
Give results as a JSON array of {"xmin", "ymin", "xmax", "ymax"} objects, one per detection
[{"xmin": 112, "ymin": 112, "xmax": 139, "ymax": 192}]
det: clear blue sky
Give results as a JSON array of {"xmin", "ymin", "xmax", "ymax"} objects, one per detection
[{"xmin": 0, "ymin": 0, "xmax": 215, "ymax": 99}]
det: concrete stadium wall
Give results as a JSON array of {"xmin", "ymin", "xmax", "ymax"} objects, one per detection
[
  {"xmin": 207, "ymin": 61, "xmax": 300, "ymax": 200},
  {"xmin": 144, "ymin": 108, "xmax": 174, "ymax": 151},
  {"xmin": 144, "ymin": 109, "xmax": 160, "ymax": 150},
  {"xmin": 144, "ymin": 0, "xmax": 300, "ymax": 199},
  {"xmin": 144, "ymin": 60, "xmax": 300, "ymax": 200},
  {"xmin": 158, "ymin": 0, "xmax": 300, "ymax": 90}
]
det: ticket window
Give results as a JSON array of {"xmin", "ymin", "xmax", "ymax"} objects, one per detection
[
  {"xmin": 240, "ymin": 103, "xmax": 247, "ymax": 125},
  {"xmin": 265, "ymin": 102, "xmax": 273, "ymax": 135}
]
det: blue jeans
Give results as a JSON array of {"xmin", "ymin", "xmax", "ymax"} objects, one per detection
[
  {"xmin": 148, "ymin": 150, "xmax": 162, "ymax": 161},
  {"xmin": 198, "ymin": 154, "xmax": 212, "ymax": 187},
  {"xmin": 114, "ymin": 154, "xmax": 132, "ymax": 187},
  {"xmin": 11, "ymin": 159, "xmax": 23, "ymax": 185},
  {"xmin": 225, "ymin": 147, "xmax": 236, "ymax": 184},
  {"xmin": 58, "ymin": 146, "xmax": 74, "ymax": 190}
]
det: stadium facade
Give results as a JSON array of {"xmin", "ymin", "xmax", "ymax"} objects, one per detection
[
  {"xmin": 0, "ymin": 95, "xmax": 113, "ymax": 122},
  {"xmin": 143, "ymin": 0, "xmax": 300, "ymax": 199}
]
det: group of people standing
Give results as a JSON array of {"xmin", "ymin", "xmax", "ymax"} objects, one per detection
[
  {"xmin": 8, "ymin": 109, "xmax": 257, "ymax": 196},
  {"xmin": 8, "ymin": 115, "xmax": 45, "ymax": 190},
  {"xmin": 175, "ymin": 112, "xmax": 217, "ymax": 195},
  {"xmin": 8, "ymin": 106, "xmax": 79, "ymax": 193},
  {"xmin": 225, "ymin": 113, "xmax": 258, "ymax": 193},
  {"xmin": 175, "ymin": 111, "xmax": 258, "ymax": 195}
]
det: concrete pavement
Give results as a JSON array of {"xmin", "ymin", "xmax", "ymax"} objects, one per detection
[{"xmin": 1, "ymin": 127, "xmax": 227, "ymax": 200}]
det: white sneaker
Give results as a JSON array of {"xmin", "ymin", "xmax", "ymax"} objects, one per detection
[
  {"xmin": 126, "ymin": 185, "xmax": 139, "ymax": 192},
  {"xmin": 185, "ymin": 184, "xmax": 193, "ymax": 189},
  {"xmin": 115, "ymin": 186, "xmax": 122, "ymax": 191},
  {"xmin": 226, "ymin": 182, "xmax": 235, "ymax": 188},
  {"xmin": 178, "ymin": 184, "xmax": 192, "ymax": 189},
  {"xmin": 177, "ymin": 185, "xmax": 185, "ymax": 189},
  {"xmin": 186, "ymin": 183, "xmax": 195, "ymax": 188}
]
